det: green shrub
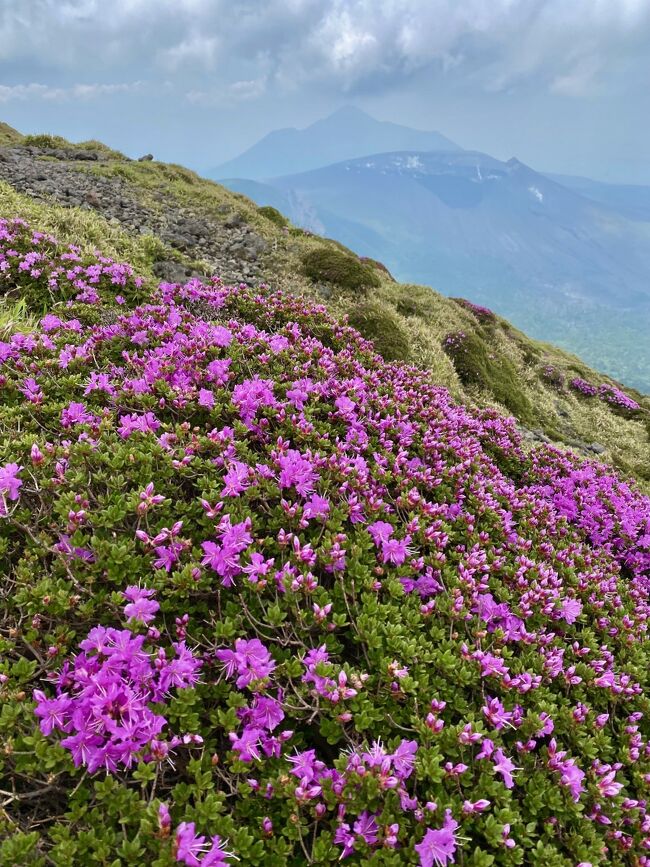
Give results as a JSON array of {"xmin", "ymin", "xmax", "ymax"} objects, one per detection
[
  {"xmin": 301, "ymin": 247, "xmax": 381, "ymax": 292},
  {"xmin": 359, "ymin": 256, "xmax": 395, "ymax": 281},
  {"xmin": 23, "ymin": 133, "xmax": 72, "ymax": 149},
  {"xmin": 443, "ymin": 328, "xmax": 535, "ymax": 423},
  {"xmin": 347, "ymin": 301, "xmax": 411, "ymax": 362},
  {"xmin": 257, "ymin": 206, "xmax": 288, "ymax": 228}
]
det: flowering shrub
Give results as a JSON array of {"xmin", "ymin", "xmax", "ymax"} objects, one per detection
[
  {"xmin": 599, "ymin": 384, "xmax": 641, "ymax": 412},
  {"xmin": 1, "ymin": 220, "xmax": 650, "ymax": 865},
  {"xmin": 33, "ymin": 587, "xmax": 201, "ymax": 774},
  {"xmin": 0, "ymin": 216, "xmax": 146, "ymax": 311},
  {"xmin": 540, "ymin": 364, "xmax": 565, "ymax": 390},
  {"xmin": 570, "ymin": 377, "xmax": 640, "ymax": 413},
  {"xmin": 451, "ymin": 297, "xmax": 497, "ymax": 323},
  {"xmin": 443, "ymin": 330, "xmax": 466, "ymax": 352},
  {"xmin": 570, "ymin": 377, "xmax": 599, "ymax": 397}
]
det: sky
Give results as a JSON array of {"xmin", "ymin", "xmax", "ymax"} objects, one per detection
[{"xmin": 1, "ymin": 0, "xmax": 649, "ymax": 183}]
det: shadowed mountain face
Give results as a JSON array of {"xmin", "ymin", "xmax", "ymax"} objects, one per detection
[
  {"xmin": 225, "ymin": 150, "xmax": 650, "ymax": 391},
  {"xmin": 209, "ymin": 106, "xmax": 461, "ymax": 180}
]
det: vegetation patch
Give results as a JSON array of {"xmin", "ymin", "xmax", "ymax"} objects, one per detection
[
  {"xmin": 0, "ymin": 121, "xmax": 23, "ymax": 147},
  {"xmin": 451, "ymin": 296, "xmax": 497, "ymax": 323},
  {"xmin": 0, "ymin": 217, "xmax": 148, "ymax": 312},
  {"xmin": 443, "ymin": 327, "xmax": 535, "ymax": 423},
  {"xmin": 22, "ymin": 133, "xmax": 72, "ymax": 149},
  {"xmin": 539, "ymin": 364, "xmax": 566, "ymax": 391},
  {"xmin": 301, "ymin": 247, "xmax": 381, "ymax": 293},
  {"xmin": 257, "ymin": 205, "xmax": 288, "ymax": 228},
  {"xmin": 359, "ymin": 256, "xmax": 395, "ymax": 281},
  {"xmin": 347, "ymin": 300, "xmax": 412, "ymax": 362}
]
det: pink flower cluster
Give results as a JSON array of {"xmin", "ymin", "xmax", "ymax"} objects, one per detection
[
  {"xmin": 570, "ymin": 376, "xmax": 640, "ymax": 411},
  {"xmin": 33, "ymin": 589, "xmax": 201, "ymax": 773},
  {"xmin": 0, "ymin": 217, "xmax": 144, "ymax": 306}
]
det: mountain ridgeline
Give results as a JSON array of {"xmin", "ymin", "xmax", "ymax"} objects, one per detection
[
  {"xmin": 210, "ymin": 105, "xmax": 461, "ymax": 180},
  {"xmin": 216, "ymin": 109, "xmax": 650, "ymax": 393}
]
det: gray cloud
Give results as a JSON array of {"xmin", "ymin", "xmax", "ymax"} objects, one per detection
[
  {"xmin": 0, "ymin": 1, "xmax": 649, "ymax": 184},
  {"xmin": 1, "ymin": 0, "xmax": 649, "ymax": 97}
]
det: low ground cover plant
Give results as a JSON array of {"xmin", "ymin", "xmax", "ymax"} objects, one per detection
[{"xmin": 1, "ymin": 218, "xmax": 650, "ymax": 865}]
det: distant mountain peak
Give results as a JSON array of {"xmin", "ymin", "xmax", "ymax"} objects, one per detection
[
  {"xmin": 209, "ymin": 109, "xmax": 462, "ymax": 180},
  {"xmin": 326, "ymin": 104, "xmax": 369, "ymax": 120}
]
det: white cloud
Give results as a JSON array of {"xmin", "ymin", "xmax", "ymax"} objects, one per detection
[
  {"xmin": 0, "ymin": 81, "xmax": 144, "ymax": 102},
  {"xmin": 186, "ymin": 76, "xmax": 267, "ymax": 105},
  {"xmin": 0, "ymin": 83, "xmax": 65, "ymax": 102},
  {"xmin": 158, "ymin": 33, "xmax": 219, "ymax": 71}
]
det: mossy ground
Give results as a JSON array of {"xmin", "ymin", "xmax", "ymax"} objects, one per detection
[{"xmin": 2, "ymin": 128, "xmax": 649, "ymax": 489}]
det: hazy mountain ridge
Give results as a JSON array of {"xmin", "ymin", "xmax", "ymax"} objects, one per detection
[
  {"xmin": 224, "ymin": 146, "xmax": 650, "ymax": 391},
  {"xmin": 545, "ymin": 172, "xmax": 650, "ymax": 221},
  {"xmin": 209, "ymin": 106, "xmax": 461, "ymax": 180}
]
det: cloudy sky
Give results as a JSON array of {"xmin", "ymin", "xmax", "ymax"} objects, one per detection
[{"xmin": 1, "ymin": 0, "xmax": 649, "ymax": 182}]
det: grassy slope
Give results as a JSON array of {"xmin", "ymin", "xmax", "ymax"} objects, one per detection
[
  {"xmin": 1, "ymin": 129, "xmax": 649, "ymax": 490},
  {"xmin": 0, "ymin": 121, "xmax": 23, "ymax": 146}
]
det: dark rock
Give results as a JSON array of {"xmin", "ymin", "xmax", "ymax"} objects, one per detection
[
  {"xmin": 153, "ymin": 260, "xmax": 194, "ymax": 283},
  {"xmin": 138, "ymin": 154, "xmax": 154, "ymax": 162},
  {"xmin": 0, "ymin": 144, "xmax": 270, "ymax": 287},
  {"xmin": 224, "ymin": 213, "xmax": 245, "ymax": 229}
]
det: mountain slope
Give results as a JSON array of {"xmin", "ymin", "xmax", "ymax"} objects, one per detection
[
  {"xmin": 209, "ymin": 106, "xmax": 461, "ymax": 179},
  {"xmin": 0, "ymin": 120, "xmax": 23, "ymax": 146},
  {"xmin": 1, "ymin": 126, "xmax": 649, "ymax": 490},
  {"xmin": 545, "ymin": 172, "xmax": 650, "ymax": 221},
  {"xmin": 224, "ymin": 150, "xmax": 650, "ymax": 391},
  {"xmin": 3, "ymin": 212, "xmax": 650, "ymax": 865}
]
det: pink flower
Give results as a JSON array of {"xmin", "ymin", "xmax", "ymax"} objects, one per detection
[
  {"xmin": 558, "ymin": 597, "xmax": 583, "ymax": 624},
  {"xmin": 0, "ymin": 462, "xmax": 22, "ymax": 502},
  {"xmin": 278, "ymin": 449, "xmax": 319, "ymax": 497},
  {"xmin": 216, "ymin": 638, "xmax": 276, "ymax": 689},
  {"xmin": 414, "ymin": 810, "xmax": 459, "ymax": 867},
  {"xmin": 122, "ymin": 586, "xmax": 160, "ymax": 625},
  {"xmin": 198, "ymin": 388, "xmax": 215, "ymax": 409},
  {"xmin": 175, "ymin": 821, "xmax": 226, "ymax": 866},
  {"xmin": 462, "ymin": 799, "xmax": 490, "ymax": 815},
  {"xmin": 367, "ymin": 520, "xmax": 394, "ymax": 545},
  {"xmin": 598, "ymin": 770, "xmax": 624, "ymax": 798},
  {"xmin": 158, "ymin": 803, "xmax": 171, "ymax": 835},
  {"xmin": 492, "ymin": 749, "xmax": 518, "ymax": 789}
]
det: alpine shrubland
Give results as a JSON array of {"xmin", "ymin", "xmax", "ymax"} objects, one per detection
[
  {"xmin": 0, "ymin": 129, "xmax": 650, "ymax": 866},
  {"xmin": 1, "ymin": 131, "xmax": 648, "ymax": 488}
]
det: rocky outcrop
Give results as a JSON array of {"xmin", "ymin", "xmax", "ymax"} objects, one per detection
[{"xmin": 0, "ymin": 144, "xmax": 268, "ymax": 285}]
